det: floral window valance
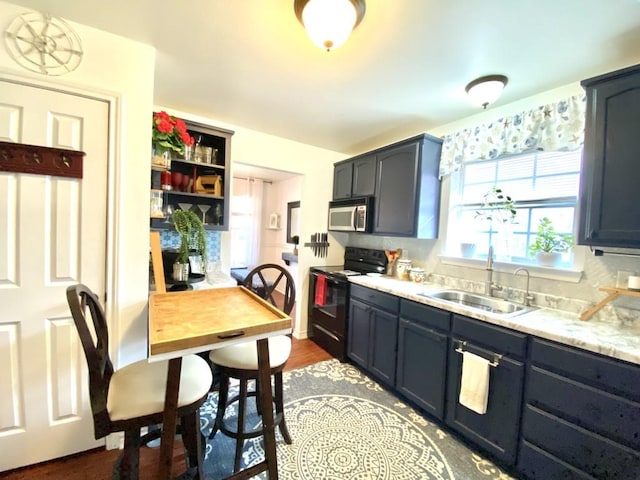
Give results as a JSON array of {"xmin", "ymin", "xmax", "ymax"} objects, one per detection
[{"xmin": 439, "ymin": 94, "xmax": 586, "ymax": 178}]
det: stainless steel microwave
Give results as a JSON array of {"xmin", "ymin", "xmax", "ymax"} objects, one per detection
[{"xmin": 328, "ymin": 197, "xmax": 372, "ymax": 232}]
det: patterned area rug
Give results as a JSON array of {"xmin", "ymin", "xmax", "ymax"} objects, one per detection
[{"xmin": 200, "ymin": 359, "xmax": 516, "ymax": 480}]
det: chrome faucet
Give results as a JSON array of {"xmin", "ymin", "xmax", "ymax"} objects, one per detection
[
  {"xmin": 485, "ymin": 246, "xmax": 502, "ymax": 296},
  {"xmin": 514, "ymin": 267, "xmax": 534, "ymax": 306}
]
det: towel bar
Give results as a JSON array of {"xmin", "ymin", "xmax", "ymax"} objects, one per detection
[{"xmin": 455, "ymin": 341, "xmax": 501, "ymax": 368}]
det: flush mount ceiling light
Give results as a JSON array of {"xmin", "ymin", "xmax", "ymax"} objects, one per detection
[
  {"xmin": 465, "ymin": 75, "xmax": 509, "ymax": 109},
  {"xmin": 294, "ymin": 0, "xmax": 366, "ymax": 52}
]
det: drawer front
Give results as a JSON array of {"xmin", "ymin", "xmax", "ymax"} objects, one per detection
[
  {"xmin": 311, "ymin": 323, "xmax": 346, "ymax": 361},
  {"xmin": 530, "ymin": 338, "xmax": 640, "ymax": 401},
  {"xmin": 518, "ymin": 441, "xmax": 595, "ymax": 480},
  {"xmin": 522, "ymin": 405, "xmax": 640, "ymax": 479},
  {"xmin": 527, "ymin": 366, "xmax": 640, "ymax": 450},
  {"xmin": 350, "ymin": 284, "xmax": 399, "ymax": 313},
  {"xmin": 311, "ymin": 306, "xmax": 346, "ymax": 338},
  {"xmin": 452, "ymin": 315, "xmax": 527, "ymax": 359},
  {"xmin": 400, "ymin": 299, "xmax": 451, "ymax": 332}
]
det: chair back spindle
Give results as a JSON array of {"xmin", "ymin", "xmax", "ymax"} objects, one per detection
[
  {"xmin": 66, "ymin": 284, "xmax": 114, "ymax": 439},
  {"xmin": 243, "ymin": 263, "xmax": 295, "ymax": 315}
]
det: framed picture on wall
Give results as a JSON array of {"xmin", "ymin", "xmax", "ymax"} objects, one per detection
[{"xmin": 268, "ymin": 213, "xmax": 280, "ymax": 229}]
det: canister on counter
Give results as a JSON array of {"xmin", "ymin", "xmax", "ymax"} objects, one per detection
[
  {"xmin": 409, "ymin": 267, "xmax": 425, "ymax": 283},
  {"xmin": 396, "ymin": 259, "xmax": 412, "ymax": 280}
]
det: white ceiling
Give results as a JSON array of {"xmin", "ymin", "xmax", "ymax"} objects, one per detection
[
  {"xmin": 6, "ymin": 0, "xmax": 640, "ymax": 156},
  {"xmin": 233, "ymin": 162, "xmax": 299, "ymax": 182}
]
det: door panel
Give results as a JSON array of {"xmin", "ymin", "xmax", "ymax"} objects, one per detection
[
  {"xmin": 369, "ymin": 307, "xmax": 398, "ymax": 387},
  {"xmin": 0, "ymin": 80, "xmax": 108, "ymax": 470},
  {"xmin": 373, "ymin": 142, "xmax": 419, "ymax": 236}
]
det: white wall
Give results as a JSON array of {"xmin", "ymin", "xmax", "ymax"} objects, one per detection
[
  {"xmin": 260, "ymin": 175, "xmax": 302, "ymax": 261},
  {"xmin": 0, "ymin": 0, "xmax": 155, "ymax": 367},
  {"xmin": 0, "ymin": 1, "xmax": 344, "ymax": 363},
  {"xmin": 158, "ymin": 107, "xmax": 344, "ymax": 337}
]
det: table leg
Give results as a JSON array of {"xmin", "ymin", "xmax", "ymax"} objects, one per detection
[
  {"xmin": 158, "ymin": 356, "xmax": 182, "ymax": 479},
  {"xmin": 257, "ymin": 338, "xmax": 278, "ymax": 479}
]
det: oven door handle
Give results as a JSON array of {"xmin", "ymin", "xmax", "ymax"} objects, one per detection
[
  {"xmin": 312, "ymin": 272, "xmax": 348, "ymax": 287},
  {"xmin": 314, "ymin": 324, "xmax": 340, "ymax": 342}
]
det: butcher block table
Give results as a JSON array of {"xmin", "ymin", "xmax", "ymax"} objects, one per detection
[{"xmin": 148, "ymin": 286, "xmax": 292, "ymax": 479}]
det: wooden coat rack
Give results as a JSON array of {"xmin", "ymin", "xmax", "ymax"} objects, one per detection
[{"xmin": 0, "ymin": 141, "xmax": 84, "ymax": 178}]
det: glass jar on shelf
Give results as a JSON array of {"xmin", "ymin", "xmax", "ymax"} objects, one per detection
[{"xmin": 150, "ymin": 191, "xmax": 163, "ymax": 217}]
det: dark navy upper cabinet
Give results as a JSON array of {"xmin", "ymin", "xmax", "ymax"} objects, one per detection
[
  {"xmin": 373, "ymin": 134, "xmax": 442, "ymax": 238},
  {"xmin": 518, "ymin": 338, "xmax": 640, "ymax": 480},
  {"xmin": 332, "ymin": 154, "xmax": 376, "ymax": 200},
  {"xmin": 352, "ymin": 155, "xmax": 377, "ymax": 197},
  {"xmin": 332, "ymin": 161, "xmax": 353, "ymax": 200},
  {"xmin": 332, "ymin": 133, "xmax": 442, "ymax": 237},
  {"xmin": 347, "ymin": 285, "xmax": 399, "ymax": 388},
  {"xmin": 579, "ymin": 63, "xmax": 640, "ymax": 248},
  {"xmin": 396, "ymin": 300, "xmax": 450, "ymax": 420}
]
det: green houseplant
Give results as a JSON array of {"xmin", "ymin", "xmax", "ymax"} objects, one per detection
[
  {"xmin": 473, "ymin": 185, "xmax": 517, "ymax": 260},
  {"xmin": 171, "ymin": 209, "xmax": 207, "ymax": 281},
  {"xmin": 474, "ymin": 186, "xmax": 517, "ymax": 225},
  {"xmin": 528, "ymin": 217, "xmax": 574, "ymax": 266}
]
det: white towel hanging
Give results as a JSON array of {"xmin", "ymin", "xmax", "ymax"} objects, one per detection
[{"xmin": 459, "ymin": 351, "xmax": 491, "ymax": 414}]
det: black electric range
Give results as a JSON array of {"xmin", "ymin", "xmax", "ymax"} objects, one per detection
[
  {"xmin": 310, "ymin": 247, "xmax": 388, "ymax": 278},
  {"xmin": 308, "ymin": 247, "xmax": 387, "ymax": 360}
]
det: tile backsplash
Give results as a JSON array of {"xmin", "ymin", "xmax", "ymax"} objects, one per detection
[
  {"xmin": 159, "ymin": 230, "xmax": 221, "ymax": 261},
  {"xmin": 342, "ymin": 234, "xmax": 640, "ymax": 327}
]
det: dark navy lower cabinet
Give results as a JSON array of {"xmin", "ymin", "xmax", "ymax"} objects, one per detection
[
  {"xmin": 349, "ymin": 287, "xmax": 640, "ymax": 480},
  {"xmin": 368, "ymin": 306, "xmax": 398, "ymax": 386},
  {"xmin": 347, "ymin": 298, "xmax": 371, "ymax": 368},
  {"xmin": 347, "ymin": 285, "xmax": 399, "ymax": 388},
  {"xmin": 517, "ymin": 338, "xmax": 640, "ymax": 479},
  {"xmin": 445, "ymin": 315, "xmax": 527, "ymax": 465},
  {"xmin": 396, "ymin": 299, "xmax": 450, "ymax": 420}
]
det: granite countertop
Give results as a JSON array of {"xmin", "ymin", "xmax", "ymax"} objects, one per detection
[{"xmin": 349, "ymin": 275, "xmax": 640, "ymax": 366}]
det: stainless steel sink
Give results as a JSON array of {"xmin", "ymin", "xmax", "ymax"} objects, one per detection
[{"xmin": 419, "ymin": 290, "xmax": 536, "ymax": 318}]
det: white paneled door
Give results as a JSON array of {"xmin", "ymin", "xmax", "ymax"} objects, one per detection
[{"xmin": 0, "ymin": 81, "xmax": 109, "ymax": 471}]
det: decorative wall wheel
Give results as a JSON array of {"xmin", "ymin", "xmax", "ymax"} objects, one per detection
[{"xmin": 4, "ymin": 11, "xmax": 83, "ymax": 76}]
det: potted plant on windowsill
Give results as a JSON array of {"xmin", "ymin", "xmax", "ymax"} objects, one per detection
[
  {"xmin": 171, "ymin": 209, "xmax": 207, "ymax": 284},
  {"xmin": 474, "ymin": 185, "xmax": 517, "ymax": 260},
  {"xmin": 528, "ymin": 217, "xmax": 574, "ymax": 267}
]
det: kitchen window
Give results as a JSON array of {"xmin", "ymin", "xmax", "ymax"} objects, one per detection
[
  {"xmin": 230, "ymin": 178, "xmax": 265, "ymax": 268},
  {"xmin": 445, "ymin": 149, "xmax": 581, "ymax": 268},
  {"xmin": 229, "ymin": 196, "xmax": 253, "ymax": 268}
]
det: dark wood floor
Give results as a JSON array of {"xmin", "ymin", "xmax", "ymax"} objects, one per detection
[{"xmin": 3, "ymin": 337, "xmax": 333, "ymax": 480}]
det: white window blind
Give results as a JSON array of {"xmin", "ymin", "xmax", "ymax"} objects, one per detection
[{"xmin": 447, "ymin": 149, "xmax": 581, "ymax": 266}]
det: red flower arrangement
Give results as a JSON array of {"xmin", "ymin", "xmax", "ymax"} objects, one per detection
[{"xmin": 152, "ymin": 111, "xmax": 194, "ymax": 156}]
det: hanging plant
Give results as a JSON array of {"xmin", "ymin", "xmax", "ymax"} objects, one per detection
[{"xmin": 172, "ymin": 209, "xmax": 207, "ymax": 265}]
